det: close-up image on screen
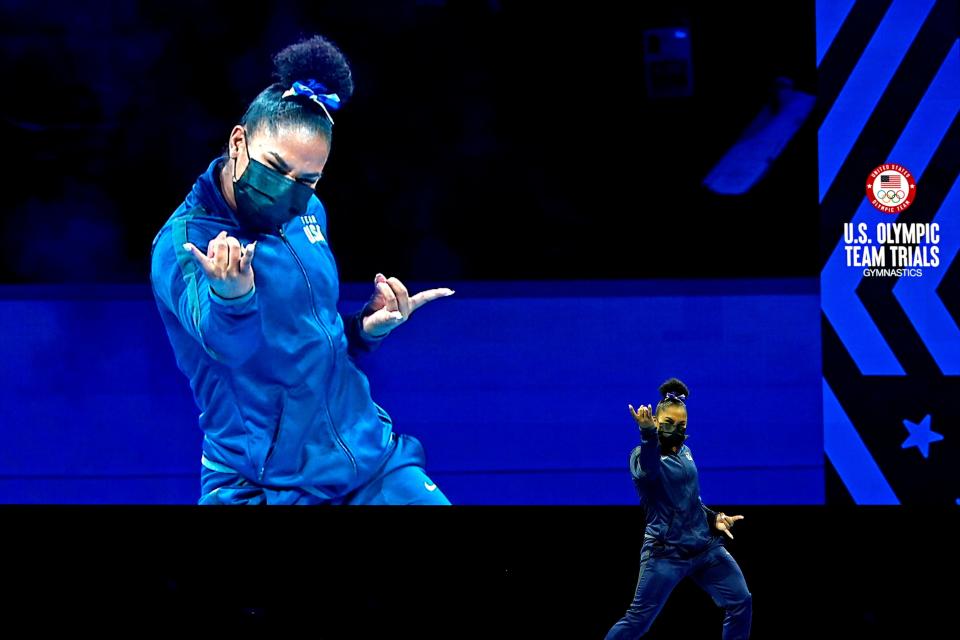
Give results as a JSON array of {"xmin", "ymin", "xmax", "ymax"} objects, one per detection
[{"xmin": 0, "ymin": 0, "xmax": 821, "ymax": 507}]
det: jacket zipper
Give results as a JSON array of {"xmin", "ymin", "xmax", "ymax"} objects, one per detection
[
  {"xmin": 259, "ymin": 398, "xmax": 285, "ymax": 481},
  {"xmin": 278, "ymin": 227, "xmax": 359, "ymax": 478},
  {"xmin": 664, "ymin": 510, "xmax": 677, "ymax": 546},
  {"xmin": 666, "ymin": 450, "xmax": 684, "ymax": 544}
]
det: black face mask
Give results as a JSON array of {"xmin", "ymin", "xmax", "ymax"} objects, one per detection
[
  {"xmin": 231, "ymin": 130, "xmax": 315, "ymax": 235},
  {"xmin": 658, "ymin": 423, "xmax": 687, "ymax": 450}
]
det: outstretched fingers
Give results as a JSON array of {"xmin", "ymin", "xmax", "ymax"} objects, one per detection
[
  {"xmin": 409, "ymin": 287, "xmax": 455, "ymax": 312},
  {"xmin": 183, "ymin": 242, "xmax": 209, "ymax": 267},
  {"xmin": 239, "ymin": 241, "xmax": 257, "ymax": 273}
]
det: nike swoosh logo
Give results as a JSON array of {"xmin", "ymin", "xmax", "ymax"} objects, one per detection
[{"xmin": 424, "ymin": 482, "xmax": 437, "ymax": 492}]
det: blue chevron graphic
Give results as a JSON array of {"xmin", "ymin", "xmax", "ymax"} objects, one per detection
[
  {"xmin": 894, "ymin": 170, "xmax": 960, "ymax": 374},
  {"xmin": 821, "ymin": 40, "xmax": 959, "ymax": 376},
  {"xmin": 818, "ymin": 0, "xmax": 935, "ymax": 203},
  {"xmin": 823, "ymin": 378, "xmax": 899, "ymax": 504},
  {"xmin": 816, "ymin": 0, "xmax": 855, "ymax": 67}
]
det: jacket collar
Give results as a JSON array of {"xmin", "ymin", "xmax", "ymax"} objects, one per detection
[{"xmin": 186, "ymin": 156, "xmax": 242, "ymax": 226}]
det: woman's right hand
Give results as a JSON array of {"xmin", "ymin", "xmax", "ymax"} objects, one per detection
[
  {"xmin": 629, "ymin": 404, "xmax": 656, "ymax": 429},
  {"xmin": 183, "ymin": 230, "xmax": 257, "ymax": 299}
]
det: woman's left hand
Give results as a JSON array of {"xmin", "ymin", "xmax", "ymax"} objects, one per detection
[
  {"xmin": 361, "ymin": 273, "xmax": 454, "ymax": 338},
  {"xmin": 716, "ymin": 513, "xmax": 745, "ymax": 539}
]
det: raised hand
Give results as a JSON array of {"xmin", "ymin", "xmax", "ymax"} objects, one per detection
[
  {"xmin": 629, "ymin": 403, "xmax": 656, "ymax": 429},
  {"xmin": 183, "ymin": 230, "xmax": 257, "ymax": 299}
]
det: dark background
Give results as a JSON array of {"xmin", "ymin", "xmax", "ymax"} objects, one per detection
[
  {"xmin": 0, "ymin": 0, "xmax": 816, "ymax": 283},
  {"xmin": 6, "ymin": 507, "xmax": 958, "ymax": 637}
]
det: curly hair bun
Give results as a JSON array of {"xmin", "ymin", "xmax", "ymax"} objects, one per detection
[
  {"xmin": 272, "ymin": 34, "xmax": 354, "ymax": 104},
  {"xmin": 657, "ymin": 377, "xmax": 690, "ymax": 399}
]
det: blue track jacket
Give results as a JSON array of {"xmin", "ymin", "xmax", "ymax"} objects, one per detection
[
  {"xmin": 150, "ymin": 157, "xmax": 394, "ymax": 500},
  {"xmin": 630, "ymin": 425, "xmax": 722, "ymax": 555}
]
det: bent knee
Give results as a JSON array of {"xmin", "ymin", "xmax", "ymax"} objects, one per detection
[{"xmin": 727, "ymin": 592, "xmax": 752, "ymax": 612}]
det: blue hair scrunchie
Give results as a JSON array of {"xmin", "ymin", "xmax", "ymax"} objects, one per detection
[
  {"xmin": 663, "ymin": 392, "xmax": 686, "ymax": 405},
  {"xmin": 281, "ymin": 79, "xmax": 341, "ymax": 124}
]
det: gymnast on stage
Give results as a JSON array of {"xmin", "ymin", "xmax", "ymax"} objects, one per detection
[
  {"xmin": 605, "ymin": 378, "xmax": 752, "ymax": 639},
  {"xmin": 150, "ymin": 34, "xmax": 453, "ymax": 505}
]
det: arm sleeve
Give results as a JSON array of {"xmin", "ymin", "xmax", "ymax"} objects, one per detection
[
  {"xmin": 150, "ymin": 222, "xmax": 263, "ymax": 369},
  {"xmin": 700, "ymin": 498, "xmax": 720, "ymax": 532},
  {"xmin": 629, "ymin": 425, "xmax": 662, "ymax": 498},
  {"xmin": 343, "ymin": 308, "xmax": 387, "ymax": 359},
  {"xmin": 634, "ymin": 426, "xmax": 662, "ymax": 477},
  {"xmin": 309, "ymin": 197, "xmax": 386, "ymax": 360}
]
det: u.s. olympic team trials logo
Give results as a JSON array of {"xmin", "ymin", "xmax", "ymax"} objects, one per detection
[{"xmin": 865, "ymin": 163, "xmax": 917, "ymax": 213}]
